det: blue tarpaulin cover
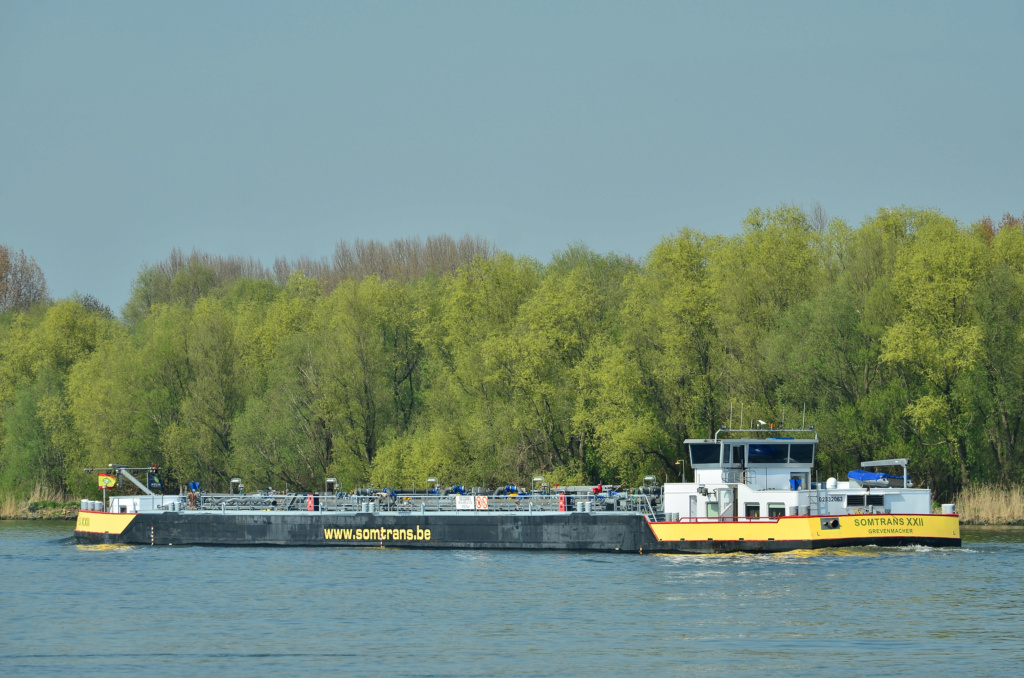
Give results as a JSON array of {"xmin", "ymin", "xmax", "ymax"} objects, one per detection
[{"xmin": 848, "ymin": 469, "xmax": 902, "ymax": 482}]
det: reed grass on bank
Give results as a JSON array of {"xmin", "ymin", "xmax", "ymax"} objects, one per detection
[
  {"xmin": 0, "ymin": 494, "xmax": 19, "ymax": 519},
  {"xmin": 953, "ymin": 484, "xmax": 1024, "ymax": 525},
  {"xmin": 0, "ymin": 484, "xmax": 70, "ymax": 519}
]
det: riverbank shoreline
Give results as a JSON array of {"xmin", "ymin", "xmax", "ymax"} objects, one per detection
[
  {"xmin": 1, "ymin": 485, "xmax": 81, "ymax": 520},
  {"xmin": 0, "ymin": 505, "xmax": 79, "ymax": 520},
  {"xmin": 1, "ymin": 493, "xmax": 79, "ymax": 520},
  {"xmin": 960, "ymin": 519, "xmax": 1024, "ymax": 526}
]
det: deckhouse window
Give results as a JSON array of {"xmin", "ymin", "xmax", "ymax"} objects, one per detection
[
  {"xmin": 744, "ymin": 503, "xmax": 761, "ymax": 518},
  {"xmin": 690, "ymin": 443, "xmax": 721, "ymax": 466},
  {"xmin": 768, "ymin": 503, "xmax": 786, "ymax": 517},
  {"xmin": 706, "ymin": 502, "xmax": 720, "ymax": 518}
]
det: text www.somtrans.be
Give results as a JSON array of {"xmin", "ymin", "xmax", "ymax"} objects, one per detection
[{"xmin": 323, "ymin": 526, "xmax": 431, "ymax": 541}]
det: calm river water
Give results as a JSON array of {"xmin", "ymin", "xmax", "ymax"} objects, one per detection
[{"xmin": 1, "ymin": 521, "xmax": 1021, "ymax": 676}]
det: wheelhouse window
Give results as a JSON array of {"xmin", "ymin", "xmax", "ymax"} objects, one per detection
[
  {"xmin": 744, "ymin": 503, "xmax": 761, "ymax": 518},
  {"xmin": 788, "ymin": 443, "xmax": 815, "ymax": 464},
  {"xmin": 747, "ymin": 443, "xmax": 788, "ymax": 464},
  {"xmin": 690, "ymin": 443, "xmax": 721, "ymax": 466},
  {"xmin": 768, "ymin": 503, "xmax": 786, "ymax": 518}
]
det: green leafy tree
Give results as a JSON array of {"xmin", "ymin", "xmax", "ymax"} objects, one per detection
[
  {"xmin": 576, "ymin": 230, "xmax": 726, "ymax": 483},
  {"xmin": 394, "ymin": 254, "xmax": 541, "ymax": 486},
  {"xmin": 231, "ymin": 334, "xmax": 342, "ymax": 491},
  {"xmin": 1, "ymin": 370, "xmax": 68, "ymax": 496},
  {"xmin": 162, "ymin": 298, "xmax": 242, "ymax": 488},
  {"xmin": 573, "ymin": 340, "xmax": 665, "ymax": 484},
  {"xmin": 771, "ymin": 209, "xmax": 914, "ymax": 478},
  {"xmin": 968, "ymin": 247, "xmax": 1024, "ymax": 485},
  {"xmin": 881, "ymin": 210, "xmax": 986, "ymax": 490},
  {"xmin": 319, "ymin": 277, "xmax": 417, "ymax": 467},
  {"xmin": 0, "ymin": 300, "xmax": 113, "ymax": 497},
  {"xmin": 712, "ymin": 205, "xmax": 831, "ymax": 413}
]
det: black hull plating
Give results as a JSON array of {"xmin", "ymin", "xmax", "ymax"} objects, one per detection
[{"xmin": 80, "ymin": 512, "xmax": 651, "ymax": 551}]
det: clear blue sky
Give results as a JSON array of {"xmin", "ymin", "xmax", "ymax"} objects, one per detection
[{"xmin": 2, "ymin": 1, "xmax": 1022, "ymax": 312}]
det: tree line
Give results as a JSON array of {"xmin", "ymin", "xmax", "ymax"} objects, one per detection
[{"xmin": 2, "ymin": 210, "xmax": 1023, "ymax": 502}]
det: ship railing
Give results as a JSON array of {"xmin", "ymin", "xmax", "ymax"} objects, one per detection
[
  {"xmin": 722, "ymin": 469, "xmax": 757, "ymax": 485},
  {"xmin": 186, "ymin": 491, "xmax": 654, "ymax": 514},
  {"xmin": 637, "ymin": 492, "xmax": 659, "ymax": 522}
]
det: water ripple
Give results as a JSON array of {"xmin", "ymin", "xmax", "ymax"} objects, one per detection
[{"xmin": 1, "ymin": 522, "xmax": 1022, "ymax": 677}]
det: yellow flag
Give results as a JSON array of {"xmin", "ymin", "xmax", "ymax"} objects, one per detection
[{"xmin": 98, "ymin": 473, "xmax": 116, "ymax": 489}]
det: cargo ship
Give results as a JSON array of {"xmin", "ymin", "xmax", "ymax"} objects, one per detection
[{"xmin": 74, "ymin": 428, "xmax": 960, "ymax": 553}]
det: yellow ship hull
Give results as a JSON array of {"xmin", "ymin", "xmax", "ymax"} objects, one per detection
[
  {"xmin": 75, "ymin": 510, "xmax": 137, "ymax": 536},
  {"xmin": 647, "ymin": 514, "xmax": 960, "ymax": 552}
]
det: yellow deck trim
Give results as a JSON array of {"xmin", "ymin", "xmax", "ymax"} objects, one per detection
[
  {"xmin": 74, "ymin": 510, "xmax": 137, "ymax": 535},
  {"xmin": 648, "ymin": 514, "xmax": 960, "ymax": 542}
]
